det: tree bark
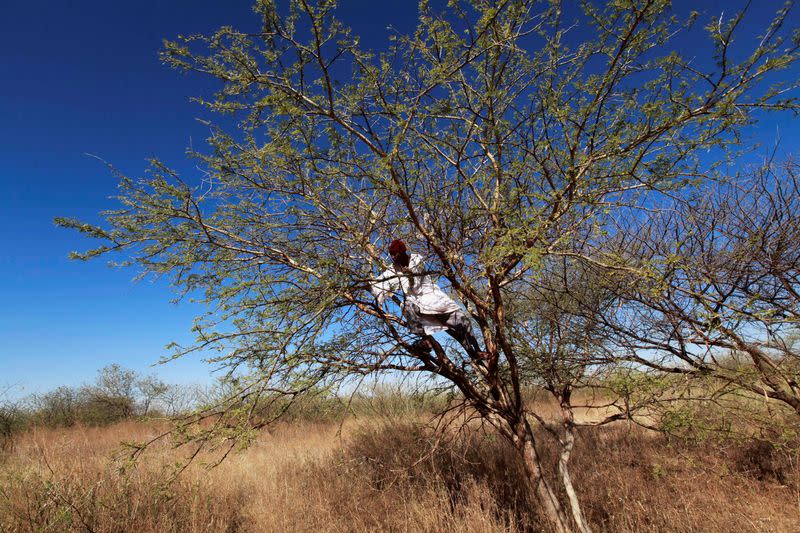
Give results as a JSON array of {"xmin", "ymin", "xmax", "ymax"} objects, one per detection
[
  {"xmin": 558, "ymin": 420, "xmax": 592, "ymax": 533},
  {"xmin": 517, "ymin": 421, "xmax": 572, "ymax": 533}
]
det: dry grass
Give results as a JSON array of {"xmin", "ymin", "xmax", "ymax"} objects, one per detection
[
  {"xmin": 1, "ymin": 414, "xmax": 798, "ymax": 532},
  {"xmin": 569, "ymin": 427, "xmax": 800, "ymax": 532}
]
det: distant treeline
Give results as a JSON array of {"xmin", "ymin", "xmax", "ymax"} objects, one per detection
[
  {"xmin": 0, "ymin": 365, "xmax": 451, "ymax": 453},
  {"xmin": 0, "ymin": 365, "xmax": 202, "ymax": 448}
]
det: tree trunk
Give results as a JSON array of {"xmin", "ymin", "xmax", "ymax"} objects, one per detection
[
  {"xmin": 558, "ymin": 422, "xmax": 592, "ymax": 533},
  {"xmin": 518, "ymin": 423, "xmax": 572, "ymax": 533}
]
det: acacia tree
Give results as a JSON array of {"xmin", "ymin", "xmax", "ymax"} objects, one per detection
[
  {"xmin": 585, "ymin": 161, "xmax": 800, "ymax": 426},
  {"xmin": 505, "ymin": 256, "xmax": 630, "ymax": 531},
  {"xmin": 58, "ymin": 1, "xmax": 799, "ymax": 530}
]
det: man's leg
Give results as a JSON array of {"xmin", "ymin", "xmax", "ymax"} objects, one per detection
[
  {"xmin": 444, "ymin": 311, "xmax": 484, "ymax": 357},
  {"xmin": 402, "ymin": 302, "xmax": 433, "ymax": 352},
  {"xmin": 402, "ymin": 304, "xmax": 484, "ymax": 357}
]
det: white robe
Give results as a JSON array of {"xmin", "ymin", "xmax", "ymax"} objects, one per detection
[{"xmin": 371, "ymin": 254, "xmax": 462, "ymax": 334}]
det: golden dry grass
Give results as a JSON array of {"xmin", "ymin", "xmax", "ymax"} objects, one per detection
[{"xmin": 1, "ymin": 414, "xmax": 798, "ymax": 532}]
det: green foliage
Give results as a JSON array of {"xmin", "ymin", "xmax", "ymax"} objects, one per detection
[{"xmin": 659, "ymin": 404, "xmax": 714, "ymax": 440}]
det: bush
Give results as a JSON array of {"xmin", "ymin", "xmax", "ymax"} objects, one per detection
[
  {"xmin": 79, "ymin": 393, "xmax": 136, "ymax": 425},
  {"xmin": 19, "ymin": 365, "xmax": 183, "ymax": 430},
  {"xmin": 30, "ymin": 386, "xmax": 81, "ymax": 427},
  {"xmin": 0, "ymin": 403, "xmax": 25, "ymax": 456},
  {"xmin": 727, "ymin": 437, "xmax": 797, "ymax": 485},
  {"xmin": 341, "ymin": 420, "xmax": 541, "ymax": 529}
]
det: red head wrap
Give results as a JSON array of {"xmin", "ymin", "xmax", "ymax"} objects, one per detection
[
  {"xmin": 388, "ymin": 239, "xmax": 409, "ymax": 266},
  {"xmin": 388, "ymin": 239, "xmax": 407, "ymax": 255}
]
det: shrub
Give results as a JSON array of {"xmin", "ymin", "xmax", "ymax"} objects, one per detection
[
  {"xmin": 341, "ymin": 420, "xmax": 541, "ymax": 529},
  {"xmin": 0, "ymin": 403, "xmax": 25, "ymax": 457}
]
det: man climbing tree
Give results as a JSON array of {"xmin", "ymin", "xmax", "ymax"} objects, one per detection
[
  {"xmin": 57, "ymin": 1, "xmax": 799, "ymax": 531},
  {"xmin": 372, "ymin": 239, "xmax": 485, "ymax": 359}
]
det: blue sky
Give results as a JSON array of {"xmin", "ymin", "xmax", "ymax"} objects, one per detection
[
  {"xmin": 0, "ymin": 0, "xmax": 419, "ymax": 396},
  {"xmin": 1, "ymin": 0, "xmax": 797, "ymax": 397}
]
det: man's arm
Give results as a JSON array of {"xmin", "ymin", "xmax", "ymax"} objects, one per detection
[
  {"xmin": 408, "ymin": 253, "xmax": 424, "ymax": 274},
  {"xmin": 370, "ymin": 268, "xmax": 400, "ymax": 305}
]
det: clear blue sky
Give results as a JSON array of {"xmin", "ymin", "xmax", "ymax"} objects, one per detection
[
  {"xmin": 0, "ymin": 0, "xmax": 419, "ymax": 396},
  {"xmin": 1, "ymin": 0, "xmax": 796, "ymax": 397}
]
